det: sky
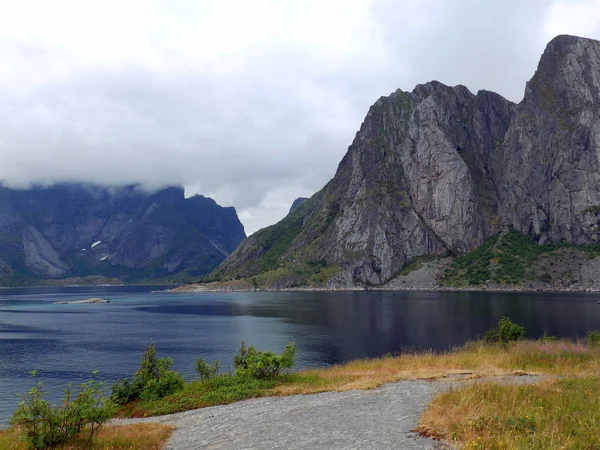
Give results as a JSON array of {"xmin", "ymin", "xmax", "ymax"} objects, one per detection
[{"xmin": 0, "ymin": 0, "xmax": 599, "ymax": 235}]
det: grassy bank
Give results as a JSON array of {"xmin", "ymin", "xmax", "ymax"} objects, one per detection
[
  {"xmin": 111, "ymin": 334, "xmax": 600, "ymax": 448},
  {"xmin": 0, "ymin": 423, "xmax": 174, "ymax": 450},
  {"xmin": 8, "ymin": 332, "xmax": 600, "ymax": 449},
  {"xmin": 118, "ymin": 339, "xmax": 600, "ymax": 418},
  {"xmin": 418, "ymin": 377, "xmax": 600, "ymax": 449}
]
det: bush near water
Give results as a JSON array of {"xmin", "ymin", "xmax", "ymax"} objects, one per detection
[
  {"xmin": 8, "ymin": 340, "xmax": 295, "ymax": 448},
  {"xmin": 10, "ymin": 319, "xmax": 600, "ymax": 449},
  {"xmin": 110, "ymin": 341, "xmax": 185, "ymax": 404},
  {"xmin": 484, "ymin": 317, "xmax": 526, "ymax": 343},
  {"xmin": 10, "ymin": 371, "xmax": 115, "ymax": 449}
]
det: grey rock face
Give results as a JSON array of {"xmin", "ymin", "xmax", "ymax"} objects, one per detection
[
  {"xmin": 218, "ymin": 35, "xmax": 600, "ymax": 287},
  {"xmin": 0, "ymin": 184, "xmax": 246, "ymax": 283},
  {"xmin": 22, "ymin": 225, "xmax": 71, "ymax": 277},
  {"xmin": 497, "ymin": 35, "xmax": 600, "ymax": 244}
]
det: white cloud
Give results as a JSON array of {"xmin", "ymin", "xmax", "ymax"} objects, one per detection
[
  {"xmin": 0, "ymin": 0, "xmax": 598, "ymax": 234},
  {"xmin": 542, "ymin": 0, "xmax": 600, "ymax": 43}
]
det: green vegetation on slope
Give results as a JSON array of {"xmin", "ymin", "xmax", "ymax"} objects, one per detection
[
  {"xmin": 257, "ymin": 211, "xmax": 308, "ymax": 273},
  {"xmin": 247, "ymin": 262, "xmax": 341, "ymax": 289},
  {"xmin": 441, "ymin": 228, "xmax": 600, "ymax": 287},
  {"xmin": 208, "ymin": 191, "xmax": 343, "ymax": 289},
  {"xmin": 210, "ymin": 195, "xmax": 320, "ymax": 281}
]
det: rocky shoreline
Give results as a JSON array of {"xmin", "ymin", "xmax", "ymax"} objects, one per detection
[
  {"xmin": 170, "ymin": 247, "xmax": 600, "ymax": 294},
  {"xmin": 169, "ymin": 280, "xmax": 600, "ymax": 294},
  {"xmin": 169, "ymin": 254, "xmax": 600, "ymax": 294},
  {"xmin": 55, "ymin": 297, "xmax": 111, "ymax": 304}
]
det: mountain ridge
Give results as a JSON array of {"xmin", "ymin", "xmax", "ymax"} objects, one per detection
[
  {"xmin": 212, "ymin": 34, "xmax": 600, "ymax": 289},
  {"xmin": 0, "ymin": 183, "xmax": 246, "ymax": 285}
]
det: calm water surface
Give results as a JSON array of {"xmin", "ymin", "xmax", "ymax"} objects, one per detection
[{"xmin": 1, "ymin": 286, "xmax": 600, "ymax": 424}]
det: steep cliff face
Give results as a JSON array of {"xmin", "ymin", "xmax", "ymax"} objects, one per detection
[
  {"xmin": 0, "ymin": 184, "xmax": 245, "ymax": 284},
  {"xmin": 496, "ymin": 35, "xmax": 600, "ymax": 244},
  {"xmin": 216, "ymin": 35, "xmax": 600, "ymax": 288}
]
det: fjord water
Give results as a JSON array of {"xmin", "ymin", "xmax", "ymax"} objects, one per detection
[{"xmin": 1, "ymin": 287, "xmax": 600, "ymax": 425}]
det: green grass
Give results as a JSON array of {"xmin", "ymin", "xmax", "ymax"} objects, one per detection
[{"xmin": 116, "ymin": 373, "xmax": 325, "ymax": 418}]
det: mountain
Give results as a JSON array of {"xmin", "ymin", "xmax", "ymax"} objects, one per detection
[
  {"xmin": 289, "ymin": 198, "xmax": 308, "ymax": 214},
  {"xmin": 213, "ymin": 35, "xmax": 600, "ymax": 289},
  {"xmin": 0, "ymin": 183, "xmax": 245, "ymax": 285}
]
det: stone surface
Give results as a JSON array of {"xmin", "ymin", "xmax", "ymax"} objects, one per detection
[
  {"xmin": 383, "ymin": 258, "xmax": 452, "ymax": 290},
  {"xmin": 116, "ymin": 376, "xmax": 541, "ymax": 450},
  {"xmin": 217, "ymin": 35, "xmax": 600, "ymax": 288}
]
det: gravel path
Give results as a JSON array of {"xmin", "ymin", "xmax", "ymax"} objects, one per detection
[{"xmin": 117, "ymin": 376, "xmax": 540, "ymax": 450}]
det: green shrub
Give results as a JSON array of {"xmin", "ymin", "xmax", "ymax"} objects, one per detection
[
  {"xmin": 110, "ymin": 342, "xmax": 185, "ymax": 404},
  {"xmin": 196, "ymin": 358, "xmax": 220, "ymax": 381},
  {"xmin": 485, "ymin": 317, "xmax": 526, "ymax": 343},
  {"xmin": 587, "ymin": 330, "xmax": 600, "ymax": 345},
  {"xmin": 539, "ymin": 332, "xmax": 558, "ymax": 342},
  {"xmin": 138, "ymin": 359, "xmax": 185, "ymax": 401},
  {"xmin": 109, "ymin": 377, "xmax": 136, "ymax": 405},
  {"xmin": 11, "ymin": 370, "xmax": 115, "ymax": 449},
  {"xmin": 233, "ymin": 342, "xmax": 296, "ymax": 379}
]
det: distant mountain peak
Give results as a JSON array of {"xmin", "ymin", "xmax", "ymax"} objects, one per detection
[{"xmin": 0, "ymin": 183, "xmax": 246, "ymax": 285}]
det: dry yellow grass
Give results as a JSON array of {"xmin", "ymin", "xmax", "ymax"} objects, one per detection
[
  {"xmin": 0, "ymin": 423, "xmax": 174, "ymax": 450},
  {"xmin": 268, "ymin": 340, "xmax": 600, "ymax": 396},
  {"xmin": 417, "ymin": 377, "xmax": 600, "ymax": 449}
]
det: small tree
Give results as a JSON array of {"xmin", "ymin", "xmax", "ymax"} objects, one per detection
[
  {"xmin": 110, "ymin": 341, "xmax": 184, "ymax": 404},
  {"xmin": 196, "ymin": 358, "xmax": 220, "ymax": 381},
  {"xmin": 587, "ymin": 330, "xmax": 600, "ymax": 345},
  {"xmin": 12, "ymin": 370, "xmax": 115, "ymax": 449},
  {"xmin": 234, "ymin": 342, "xmax": 296, "ymax": 379},
  {"xmin": 484, "ymin": 317, "xmax": 526, "ymax": 343}
]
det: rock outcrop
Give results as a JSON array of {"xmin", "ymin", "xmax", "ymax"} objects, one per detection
[
  {"xmin": 215, "ymin": 35, "xmax": 600, "ymax": 288},
  {"xmin": 289, "ymin": 198, "xmax": 308, "ymax": 214},
  {"xmin": 0, "ymin": 183, "xmax": 245, "ymax": 284},
  {"xmin": 55, "ymin": 297, "xmax": 110, "ymax": 304}
]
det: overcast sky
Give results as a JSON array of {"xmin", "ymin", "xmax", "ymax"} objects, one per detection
[{"xmin": 1, "ymin": 0, "xmax": 599, "ymax": 234}]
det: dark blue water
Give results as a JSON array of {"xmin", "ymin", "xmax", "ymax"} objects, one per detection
[{"xmin": 1, "ymin": 287, "xmax": 600, "ymax": 425}]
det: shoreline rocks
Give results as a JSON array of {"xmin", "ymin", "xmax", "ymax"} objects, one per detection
[{"xmin": 54, "ymin": 297, "xmax": 111, "ymax": 304}]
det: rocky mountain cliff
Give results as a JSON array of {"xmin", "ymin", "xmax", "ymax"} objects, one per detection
[
  {"xmin": 214, "ymin": 35, "xmax": 600, "ymax": 289},
  {"xmin": 0, "ymin": 183, "xmax": 245, "ymax": 285}
]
